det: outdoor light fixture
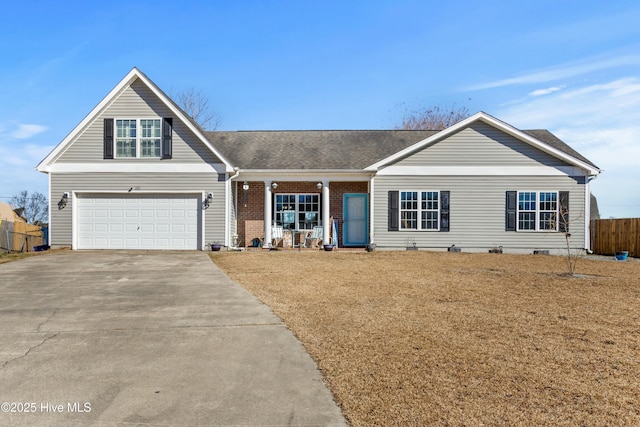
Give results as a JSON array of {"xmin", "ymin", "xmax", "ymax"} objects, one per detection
[
  {"xmin": 203, "ymin": 192, "xmax": 213, "ymax": 209},
  {"xmin": 271, "ymin": 182, "xmax": 278, "ymax": 190},
  {"xmin": 242, "ymin": 182, "xmax": 249, "ymax": 207},
  {"xmin": 58, "ymin": 192, "xmax": 69, "ymax": 210},
  {"xmin": 316, "ymin": 182, "xmax": 323, "ymax": 190}
]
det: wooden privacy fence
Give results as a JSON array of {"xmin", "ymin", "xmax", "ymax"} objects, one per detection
[
  {"xmin": 590, "ymin": 218, "xmax": 640, "ymax": 258},
  {"xmin": 0, "ymin": 221, "xmax": 44, "ymax": 253}
]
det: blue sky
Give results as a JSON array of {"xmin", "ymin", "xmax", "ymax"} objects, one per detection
[{"xmin": 1, "ymin": 0, "xmax": 639, "ymax": 218}]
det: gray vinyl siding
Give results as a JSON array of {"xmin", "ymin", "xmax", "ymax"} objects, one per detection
[
  {"xmin": 54, "ymin": 79, "xmax": 222, "ymax": 164},
  {"xmin": 395, "ymin": 122, "xmax": 570, "ymax": 167},
  {"xmin": 373, "ymin": 175, "xmax": 587, "ymax": 251},
  {"xmin": 50, "ymin": 172, "xmax": 225, "ymax": 248}
]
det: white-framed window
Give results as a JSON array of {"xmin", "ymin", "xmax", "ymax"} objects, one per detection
[
  {"xmin": 400, "ymin": 190, "xmax": 440, "ymax": 230},
  {"xmin": 517, "ymin": 191, "xmax": 558, "ymax": 231},
  {"xmin": 274, "ymin": 194, "xmax": 320, "ymax": 230},
  {"xmin": 115, "ymin": 118, "xmax": 161, "ymax": 158}
]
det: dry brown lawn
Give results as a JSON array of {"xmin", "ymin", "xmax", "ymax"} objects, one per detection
[{"xmin": 211, "ymin": 251, "xmax": 640, "ymax": 426}]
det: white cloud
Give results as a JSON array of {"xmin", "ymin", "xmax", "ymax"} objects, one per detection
[
  {"xmin": 500, "ymin": 78, "xmax": 640, "ymax": 127},
  {"xmin": 529, "ymin": 86, "xmax": 565, "ymax": 97},
  {"xmin": 497, "ymin": 77, "xmax": 640, "ymax": 218},
  {"xmin": 466, "ymin": 54, "xmax": 640, "ymax": 91},
  {"xmin": 0, "ymin": 142, "xmax": 51, "ymax": 203},
  {"xmin": 10, "ymin": 124, "xmax": 48, "ymax": 139},
  {"xmin": 0, "ymin": 120, "xmax": 53, "ymax": 202}
]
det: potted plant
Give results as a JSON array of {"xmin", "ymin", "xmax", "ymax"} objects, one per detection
[
  {"xmin": 615, "ymin": 250, "xmax": 629, "ymax": 261},
  {"xmin": 210, "ymin": 242, "xmax": 222, "ymax": 251}
]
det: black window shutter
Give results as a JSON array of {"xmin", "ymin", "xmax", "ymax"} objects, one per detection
[
  {"xmin": 162, "ymin": 118, "xmax": 173, "ymax": 159},
  {"xmin": 506, "ymin": 191, "xmax": 517, "ymax": 231},
  {"xmin": 440, "ymin": 191, "xmax": 450, "ymax": 232},
  {"xmin": 388, "ymin": 191, "xmax": 399, "ymax": 231},
  {"xmin": 103, "ymin": 118, "xmax": 114, "ymax": 159},
  {"xmin": 559, "ymin": 191, "xmax": 569, "ymax": 233}
]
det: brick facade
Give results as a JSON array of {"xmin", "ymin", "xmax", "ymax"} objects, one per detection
[{"xmin": 235, "ymin": 181, "xmax": 369, "ymax": 247}]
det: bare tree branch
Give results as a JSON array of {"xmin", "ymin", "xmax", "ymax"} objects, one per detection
[
  {"xmin": 10, "ymin": 191, "xmax": 48, "ymax": 224},
  {"xmin": 171, "ymin": 87, "xmax": 220, "ymax": 130},
  {"xmin": 397, "ymin": 104, "xmax": 470, "ymax": 130}
]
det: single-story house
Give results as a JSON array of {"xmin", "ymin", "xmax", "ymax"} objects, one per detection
[{"xmin": 37, "ymin": 68, "xmax": 601, "ymax": 253}]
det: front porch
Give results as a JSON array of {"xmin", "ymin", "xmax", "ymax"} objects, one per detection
[{"xmin": 234, "ymin": 180, "xmax": 369, "ymax": 249}]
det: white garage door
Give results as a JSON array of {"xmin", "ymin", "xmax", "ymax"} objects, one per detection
[{"xmin": 77, "ymin": 194, "xmax": 200, "ymax": 250}]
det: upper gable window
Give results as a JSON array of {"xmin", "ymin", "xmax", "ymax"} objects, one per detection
[{"xmin": 115, "ymin": 119, "xmax": 161, "ymax": 158}]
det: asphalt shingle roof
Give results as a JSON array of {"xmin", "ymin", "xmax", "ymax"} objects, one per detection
[
  {"xmin": 206, "ymin": 130, "xmax": 438, "ymax": 170},
  {"xmin": 521, "ymin": 130, "xmax": 598, "ymax": 168},
  {"xmin": 205, "ymin": 128, "xmax": 598, "ymax": 170}
]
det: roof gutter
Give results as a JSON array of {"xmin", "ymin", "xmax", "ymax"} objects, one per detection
[{"xmin": 230, "ymin": 169, "xmax": 375, "ymax": 182}]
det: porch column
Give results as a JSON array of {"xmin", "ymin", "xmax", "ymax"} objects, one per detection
[
  {"xmin": 322, "ymin": 180, "xmax": 330, "ymax": 245},
  {"xmin": 264, "ymin": 181, "xmax": 272, "ymax": 247}
]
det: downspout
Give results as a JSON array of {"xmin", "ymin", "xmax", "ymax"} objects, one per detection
[
  {"xmin": 226, "ymin": 167, "xmax": 241, "ymax": 248},
  {"xmin": 369, "ymin": 176, "xmax": 375, "ymax": 244},
  {"xmin": 47, "ymin": 172, "xmax": 52, "ymax": 247},
  {"xmin": 585, "ymin": 175, "xmax": 595, "ymax": 252},
  {"xmin": 322, "ymin": 180, "xmax": 330, "ymax": 246}
]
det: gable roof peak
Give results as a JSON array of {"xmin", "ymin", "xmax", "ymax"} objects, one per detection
[
  {"xmin": 37, "ymin": 67, "xmax": 234, "ymax": 173},
  {"xmin": 365, "ymin": 110, "xmax": 601, "ymax": 175}
]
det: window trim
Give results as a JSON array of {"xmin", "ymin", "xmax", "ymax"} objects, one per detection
[
  {"xmin": 516, "ymin": 190, "xmax": 559, "ymax": 232},
  {"xmin": 114, "ymin": 117, "xmax": 162, "ymax": 159},
  {"xmin": 274, "ymin": 193, "xmax": 321, "ymax": 231},
  {"xmin": 398, "ymin": 190, "xmax": 441, "ymax": 231}
]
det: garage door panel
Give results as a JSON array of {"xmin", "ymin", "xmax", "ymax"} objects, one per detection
[
  {"xmin": 125, "ymin": 237, "xmax": 139, "ymax": 246},
  {"xmin": 93, "ymin": 237, "xmax": 109, "ymax": 247},
  {"xmin": 140, "ymin": 238, "xmax": 155, "ymax": 247},
  {"xmin": 156, "ymin": 224, "xmax": 170, "ymax": 233},
  {"xmin": 125, "ymin": 223, "xmax": 138, "ymax": 232},
  {"xmin": 140, "ymin": 224, "xmax": 154, "ymax": 233},
  {"xmin": 77, "ymin": 195, "xmax": 201, "ymax": 250},
  {"xmin": 110, "ymin": 223, "xmax": 124, "ymax": 232},
  {"xmin": 172, "ymin": 224, "xmax": 186, "ymax": 233}
]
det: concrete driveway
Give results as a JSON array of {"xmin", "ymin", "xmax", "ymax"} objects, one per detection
[{"xmin": 0, "ymin": 251, "xmax": 346, "ymax": 426}]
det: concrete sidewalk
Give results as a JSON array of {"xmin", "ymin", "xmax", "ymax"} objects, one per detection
[{"xmin": 0, "ymin": 251, "xmax": 346, "ymax": 426}]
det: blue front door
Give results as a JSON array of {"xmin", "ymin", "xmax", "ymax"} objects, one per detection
[{"xmin": 343, "ymin": 194, "xmax": 368, "ymax": 246}]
